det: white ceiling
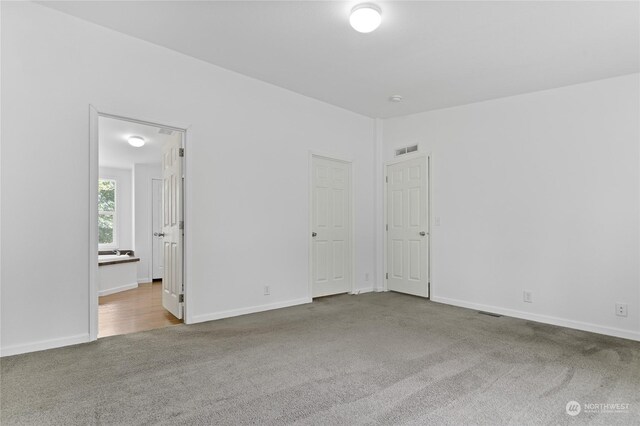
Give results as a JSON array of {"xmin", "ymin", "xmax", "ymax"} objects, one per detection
[
  {"xmin": 99, "ymin": 116, "xmax": 181, "ymax": 169},
  {"xmin": 44, "ymin": 1, "xmax": 639, "ymax": 118}
]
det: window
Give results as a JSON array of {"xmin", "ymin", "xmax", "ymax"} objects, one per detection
[{"xmin": 98, "ymin": 179, "xmax": 117, "ymax": 248}]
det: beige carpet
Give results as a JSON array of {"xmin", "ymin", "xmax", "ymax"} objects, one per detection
[{"xmin": 2, "ymin": 292, "xmax": 639, "ymax": 425}]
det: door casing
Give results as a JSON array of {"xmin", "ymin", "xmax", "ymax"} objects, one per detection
[
  {"xmin": 89, "ymin": 106, "xmax": 191, "ymax": 341},
  {"xmin": 308, "ymin": 152, "xmax": 356, "ymax": 299},
  {"xmin": 383, "ymin": 152, "xmax": 432, "ymax": 296}
]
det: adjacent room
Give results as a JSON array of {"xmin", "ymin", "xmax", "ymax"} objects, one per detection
[
  {"xmin": 1, "ymin": 1, "xmax": 639, "ymax": 425},
  {"xmin": 97, "ymin": 115, "xmax": 185, "ymax": 337}
]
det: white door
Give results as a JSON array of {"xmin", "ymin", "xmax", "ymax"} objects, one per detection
[
  {"xmin": 311, "ymin": 156, "xmax": 352, "ymax": 298},
  {"xmin": 386, "ymin": 156, "xmax": 429, "ymax": 297},
  {"xmin": 152, "ymin": 179, "xmax": 164, "ymax": 280},
  {"xmin": 161, "ymin": 137, "xmax": 183, "ymax": 319}
]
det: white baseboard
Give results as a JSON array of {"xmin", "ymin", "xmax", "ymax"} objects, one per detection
[
  {"xmin": 350, "ymin": 287, "xmax": 375, "ymax": 295},
  {"xmin": 137, "ymin": 277, "xmax": 151, "ymax": 284},
  {"xmin": 190, "ymin": 297, "xmax": 312, "ymax": 324},
  {"xmin": 431, "ymin": 296, "xmax": 640, "ymax": 342},
  {"xmin": 98, "ymin": 282, "xmax": 138, "ymax": 296},
  {"xmin": 1, "ymin": 333, "xmax": 90, "ymax": 357}
]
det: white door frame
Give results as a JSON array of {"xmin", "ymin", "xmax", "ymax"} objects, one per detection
[
  {"xmin": 308, "ymin": 151, "xmax": 356, "ymax": 299},
  {"xmin": 89, "ymin": 106, "xmax": 192, "ymax": 340},
  {"xmin": 383, "ymin": 152, "xmax": 432, "ymax": 295}
]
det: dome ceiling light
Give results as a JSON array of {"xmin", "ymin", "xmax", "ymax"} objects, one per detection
[
  {"xmin": 127, "ymin": 136, "xmax": 146, "ymax": 147},
  {"xmin": 350, "ymin": 4, "xmax": 382, "ymax": 33}
]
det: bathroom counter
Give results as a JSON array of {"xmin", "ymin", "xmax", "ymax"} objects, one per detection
[{"xmin": 98, "ymin": 255, "xmax": 140, "ymax": 266}]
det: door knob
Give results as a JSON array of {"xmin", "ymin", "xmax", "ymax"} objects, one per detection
[
  {"xmin": 312, "ymin": 232, "xmax": 317, "ymax": 237},
  {"xmin": 154, "ymin": 232, "xmax": 165, "ymax": 237},
  {"xmin": 419, "ymin": 231, "xmax": 427, "ymax": 236}
]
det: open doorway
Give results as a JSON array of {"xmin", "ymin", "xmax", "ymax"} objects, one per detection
[{"xmin": 93, "ymin": 113, "xmax": 186, "ymax": 338}]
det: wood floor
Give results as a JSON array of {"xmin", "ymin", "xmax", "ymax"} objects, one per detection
[{"xmin": 98, "ymin": 282, "xmax": 182, "ymax": 338}]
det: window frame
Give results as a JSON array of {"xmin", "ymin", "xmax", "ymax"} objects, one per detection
[{"xmin": 98, "ymin": 177, "xmax": 118, "ymax": 250}]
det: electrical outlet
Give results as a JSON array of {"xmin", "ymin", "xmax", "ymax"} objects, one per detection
[
  {"xmin": 615, "ymin": 303, "xmax": 628, "ymax": 317},
  {"xmin": 264, "ymin": 285, "xmax": 270, "ymax": 296},
  {"xmin": 523, "ymin": 291, "xmax": 533, "ymax": 303},
  {"xmin": 365, "ymin": 273, "xmax": 370, "ymax": 282}
]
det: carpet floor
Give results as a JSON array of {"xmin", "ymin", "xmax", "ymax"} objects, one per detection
[{"xmin": 1, "ymin": 292, "xmax": 639, "ymax": 425}]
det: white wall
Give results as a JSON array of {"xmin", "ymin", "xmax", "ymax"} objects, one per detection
[
  {"xmin": 381, "ymin": 74, "xmax": 640, "ymax": 340},
  {"xmin": 0, "ymin": 2, "xmax": 376, "ymax": 355},
  {"xmin": 133, "ymin": 163, "xmax": 162, "ymax": 283},
  {"xmin": 99, "ymin": 167, "xmax": 133, "ymax": 250}
]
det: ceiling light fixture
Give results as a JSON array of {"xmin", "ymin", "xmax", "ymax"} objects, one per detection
[
  {"xmin": 350, "ymin": 4, "xmax": 382, "ymax": 33},
  {"xmin": 127, "ymin": 136, "xmax": 145, "ymax": 147},
  {"xmin": 389, "ymin": 95, "xmax": 403, "ymax": 103}
]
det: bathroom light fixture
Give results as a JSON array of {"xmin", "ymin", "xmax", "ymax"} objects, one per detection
[
  {"xmin": 350, "ymin": 4, "xmax": 382, "ymax": 33},
  {"xmin": 127, "ymin": 136, "xmax": 145, "ymax": 147}
]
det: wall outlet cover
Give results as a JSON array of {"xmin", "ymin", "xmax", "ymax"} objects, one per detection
[{"xmin": 615, "ymin": 303, "xmax": 628, "ymax": 317}]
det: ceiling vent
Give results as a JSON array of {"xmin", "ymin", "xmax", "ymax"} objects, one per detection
[
  {"xmin": 395, "ymin": 144, "xmax": 418, "ymax": 157},
  {"xmin": 158, "ymin": 127, "xmax": 174, "ymax": 135}
]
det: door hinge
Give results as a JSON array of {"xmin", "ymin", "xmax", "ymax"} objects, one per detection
[
  {"xmin": 179, "ymin": 221, "xmax": 184, "ymax": 230},
  {"xmin": 385, "ymin": 272, "xmax": 388, "ymax": 279},
  {"xmin": 178, "ymin": 148, "xmax": 185, "ymax": 157},
  {"xmin": 179, "ymin": 294, "xmax": 184, "ymax": 303},
  {"xmin": 385, "ymin": 176, "xmax": 388, "ymax": 183},
  {"xmin": 386, "ymin": 224, "xmax": 388, "ymax": 231}
]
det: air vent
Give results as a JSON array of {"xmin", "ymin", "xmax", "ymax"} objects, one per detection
[
  {"xmin": 158, "ymin": 128, "xmax": 174, "ymax": 135},
  {"xmin": 395, "ymin": 144, "xmax": 418, "ymax": 157},
  {"xmin": 478, "ymin": 311, "xmax": 502, "ymax": 318}
]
